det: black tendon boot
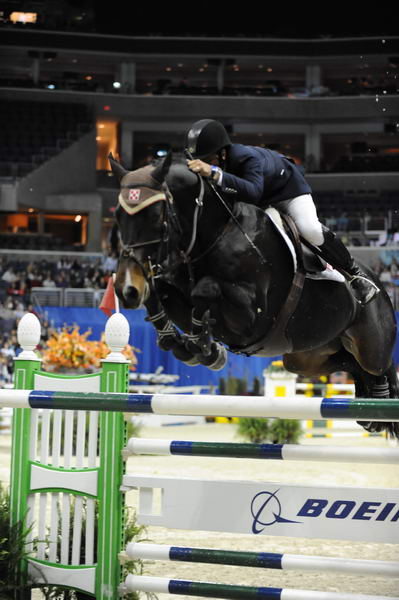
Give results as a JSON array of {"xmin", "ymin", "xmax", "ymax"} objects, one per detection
[{"xmin": 318, "ymin": 228, "xmax": 380, "ymax": 305}]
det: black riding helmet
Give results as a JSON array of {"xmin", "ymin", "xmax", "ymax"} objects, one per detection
[{"xmin": 185, "ymin": 119, "xmax": 231, "ymax": 159}]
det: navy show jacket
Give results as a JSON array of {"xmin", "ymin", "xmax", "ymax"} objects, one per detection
[{"xmin": 220, "ymin": 144, "xmax": 312, "ymax": 206}]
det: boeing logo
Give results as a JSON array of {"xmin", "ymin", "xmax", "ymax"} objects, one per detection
[
  {"xmin": 250, "ymin": 490, "xmax": 301, "ymax": 534},
  {"xmin": 250, "ymin": 490, "xmax": 399, "ymax": 534}
]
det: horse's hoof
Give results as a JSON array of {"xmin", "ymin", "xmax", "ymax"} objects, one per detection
[
  {"xmin": 204, "ymin": 343, "xmax": 227, "ymax": 371},
  {"xmin": 357, "ymin": 420, "xmax": 399, "ymax": 440},
  {"xmin": 183, "ymin": 356, "xmax": 201, "ymax": 367}
]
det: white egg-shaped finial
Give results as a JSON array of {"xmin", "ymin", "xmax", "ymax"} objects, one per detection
[
  {"xmin": 103, "ymin": 312, "xmax": 130, "ymax": 362},
  {"xmin": 17, "ymin": 312, "xmax": 41, "ymax": 360}
]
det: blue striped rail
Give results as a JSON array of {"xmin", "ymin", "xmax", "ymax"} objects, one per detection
[
  {"xmin": 125, "ymin": 543, "xmax": 399, "ymax": 578},
  {"xmin": 124, "ymin": 438, "xmax": 399, "ymax": 464},
  {"xmin": 1, "ymin": 389, "xmax": 399, "ymax": 421},
  {"xmin": 120, "ymin": 574, "xmax": 399, "ymax": 600}
]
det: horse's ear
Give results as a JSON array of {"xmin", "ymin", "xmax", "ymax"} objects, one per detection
[
  {"xmin": 108, "ymin": 152, "xmax": 128, "ymax": 182},
  {"xmin": 152, "ymin": 149, "xmax": 173, "ymax": 184}
]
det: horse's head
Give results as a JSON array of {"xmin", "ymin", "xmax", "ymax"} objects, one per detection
[
  {"xmin": 109, "ymin": 151, "xmax": 198, "ymax": 308},
  {"xmin": 108, "ymin": 154, "xmax": 168, "ymax": 308}
]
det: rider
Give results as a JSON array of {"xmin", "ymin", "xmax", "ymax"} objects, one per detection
[{"xmin": 185, "ymin": 119, "xmax": 379, "ymax": 306}]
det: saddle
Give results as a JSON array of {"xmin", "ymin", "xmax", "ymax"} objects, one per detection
[
  {"xmin": 266, "ymin": 207, "xmax": 344, "ymax": 282},
  {"xmin": 230, "ymin": 208, "xmax": 344, "ymax": 358}
]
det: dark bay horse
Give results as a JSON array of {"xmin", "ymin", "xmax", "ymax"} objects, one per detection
[{"xmin": 109, "ymin": 152, "xmax": 398, "ymax": 438}]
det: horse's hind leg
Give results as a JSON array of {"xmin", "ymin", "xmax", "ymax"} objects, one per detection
[
  {"xmin": 351, "ymin": 362, "xmax": 399, "ymax": 439},
  {"xmin": 284, "ymin": 346, "xmax": 399, "ymax": 439}
]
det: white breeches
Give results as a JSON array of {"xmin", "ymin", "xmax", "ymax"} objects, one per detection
[{"xmin": 275, "ymin": 194, "xmax": 324, "ymax": 246}]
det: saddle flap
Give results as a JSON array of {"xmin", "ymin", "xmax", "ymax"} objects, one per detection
[{"xmin": 301, "ymin": 243, "xmax": 327, "ymax": 273}]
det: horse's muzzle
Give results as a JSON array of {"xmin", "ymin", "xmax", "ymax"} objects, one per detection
[{"xmin": 121, "ymin": 282, "xmax": 149, "ymax": 309}]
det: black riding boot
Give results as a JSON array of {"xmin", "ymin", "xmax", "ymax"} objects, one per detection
[{"xmin": 318, "ymin": 229, "xmax": 380, "ymax": 305}]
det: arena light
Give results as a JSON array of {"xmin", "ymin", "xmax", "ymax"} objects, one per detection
[{"xmin": 10, "ymin": 11, "xmax": 37, "ymax": 23}]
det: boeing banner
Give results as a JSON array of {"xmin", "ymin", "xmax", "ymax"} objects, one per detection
[{"xmin": 124, "ymin": 475, "xmax": 399, "ymax": 543}]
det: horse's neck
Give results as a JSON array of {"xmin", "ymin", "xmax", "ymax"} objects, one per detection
[
  {"xmin": 197, "ymin": 186, "xmax": 232, "ymax": 245},
  {"xmin": 173, "ymin": 181, "xmax": 230, "ymax": 249}
]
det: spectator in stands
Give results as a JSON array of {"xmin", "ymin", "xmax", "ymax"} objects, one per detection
[
  {"xmin": 102, "ymin": 251, "xmax": 118, "ymax": 273},
  {"xmin": 42, "ymin": 271, "xmax": 57, "ymax": 288},
  {"xmin": 70, "ymin": 269, "xmax": 85, "ymax": 288},
  {"xmin": 0, "ymin": 355, "xmax": 13, "ymax": 385},
  {"xmin": 1, "ymin": 266, "xmax": 17, "ymax": 284},
  {"xmin": 380, "ymin": 268, "xmax": 392, "ymax": 283},
  {"xmin": 26, "ymin": 265, "xmax": 43, "ymax": 287},
  {"xmin": 1, "ymin": 340, "xmax": 15, "ymax": 358},
  {"xmin": 55, "ymin": 271, "xmax": 69, "ymax": 288},
  {"xmin": 57, "ymin": 256, "xmax": 73, "ymax": 271}
]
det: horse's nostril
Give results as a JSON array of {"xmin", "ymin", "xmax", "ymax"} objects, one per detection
[{"xmin": 124, "ymin": 286, "xmax": 138, "ymax": 302}]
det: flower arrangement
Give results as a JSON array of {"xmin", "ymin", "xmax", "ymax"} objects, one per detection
[
  {"xmin": 264, "ymin": 359, "xmax": 286, "ymax": 374},
  {"xmin": 42, "ymin": 325, "xmax": 138, "ymax": 372}
]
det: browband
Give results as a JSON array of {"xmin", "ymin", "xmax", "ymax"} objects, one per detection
[{"xmin": 118, "ymin": 191, "xmax": 166, "ymax": 215}]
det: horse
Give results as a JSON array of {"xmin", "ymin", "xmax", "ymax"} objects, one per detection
[{"xmin": 109, "ymin": 151, "xmax": 399, "ymax": 439}]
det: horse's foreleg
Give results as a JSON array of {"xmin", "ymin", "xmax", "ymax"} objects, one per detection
[
  {"xmin": 191, "ymin": 276, "xmax": 258, "ymax": 336},
  {"xmin": 184, "ymin": 277, "xmax": 227, "ymax": 371},
  {"xmin": 144, "ymin": 294, "xmax": 200, "ymax": 366}
]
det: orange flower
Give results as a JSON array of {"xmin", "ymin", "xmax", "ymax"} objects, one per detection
[{"xmin": 42, "ymin": 325, "xmax": 138, "ymax": 372}]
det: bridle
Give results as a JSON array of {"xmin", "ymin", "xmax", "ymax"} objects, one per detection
[{"xmin": 117, "ymin": 174, "xmax": 206, "ymax": 289}]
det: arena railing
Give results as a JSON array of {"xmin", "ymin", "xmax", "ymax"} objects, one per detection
[{"xmin": 31, "ymin": 287, "xmax": 105, "ymax": 308}]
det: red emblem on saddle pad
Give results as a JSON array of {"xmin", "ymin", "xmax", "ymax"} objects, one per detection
[{"xmin": 128, "ymin": 189, "xmax": 141, "ymax": 204}]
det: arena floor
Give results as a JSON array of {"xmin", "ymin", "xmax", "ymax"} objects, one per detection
[{"xmin": 1, "ymin": 422, "xmax": 398, "ymax": 599}]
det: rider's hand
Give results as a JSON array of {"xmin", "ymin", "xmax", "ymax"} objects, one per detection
[{"xmin": 187, "ymin": 159, "xmax": 212, "ymax": 177}]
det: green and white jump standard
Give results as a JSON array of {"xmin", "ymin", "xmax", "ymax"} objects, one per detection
[
  {"xmin": 5, "ymin": 313, "xmax": 399, "ymax": 599},
  {"xmin": 10, "ymin": 312, "xmax": 130, "ymax": 599}
]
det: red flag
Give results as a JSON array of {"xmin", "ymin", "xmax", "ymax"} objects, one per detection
[{"xmin": 100, "ymin": 276, "xmax": 116, "ymax": 317}]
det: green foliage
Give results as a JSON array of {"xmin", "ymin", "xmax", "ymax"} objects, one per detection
[
  {"xmin": 40, "ymin": 500, "xmax": 148, "ymax": 600},
  {"xmin": 268, "ymin": 418, "xmax": 302, "ymax": 444},
  {"xmin": 226, "ymin": 376, "xmax": 239, "ymax": 395},
  {"xmin": 0, "ymin": 482, "xmax": 36, "ymax": 597},
  {"xmin": 237, "ymin": 417, "xmax": 302, "ymax": 444},
  {"xmin": 236, "ymin": 417, "xmax": 270, "ymax": 443},
  {"xmin": 218, "ymin": 377, "xmax": 226, "ymax": 395},
  {"xmin": 236, "ymin": 378, "xmax": 247, "ymax": 396},
  {"xmin": 39, "ymin": 501, "xmax": 149, "ymax": 600},
  {"xmin": 219, "ymin": 376, "xmax": 258, "ymax": 397},
  {"xmin": 252, "ymin": 376, "xmax": 262, "ymax": 395},
  {"xmin": 121, "ymin": 507, "xmax": 153, "ymax": 600}
]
